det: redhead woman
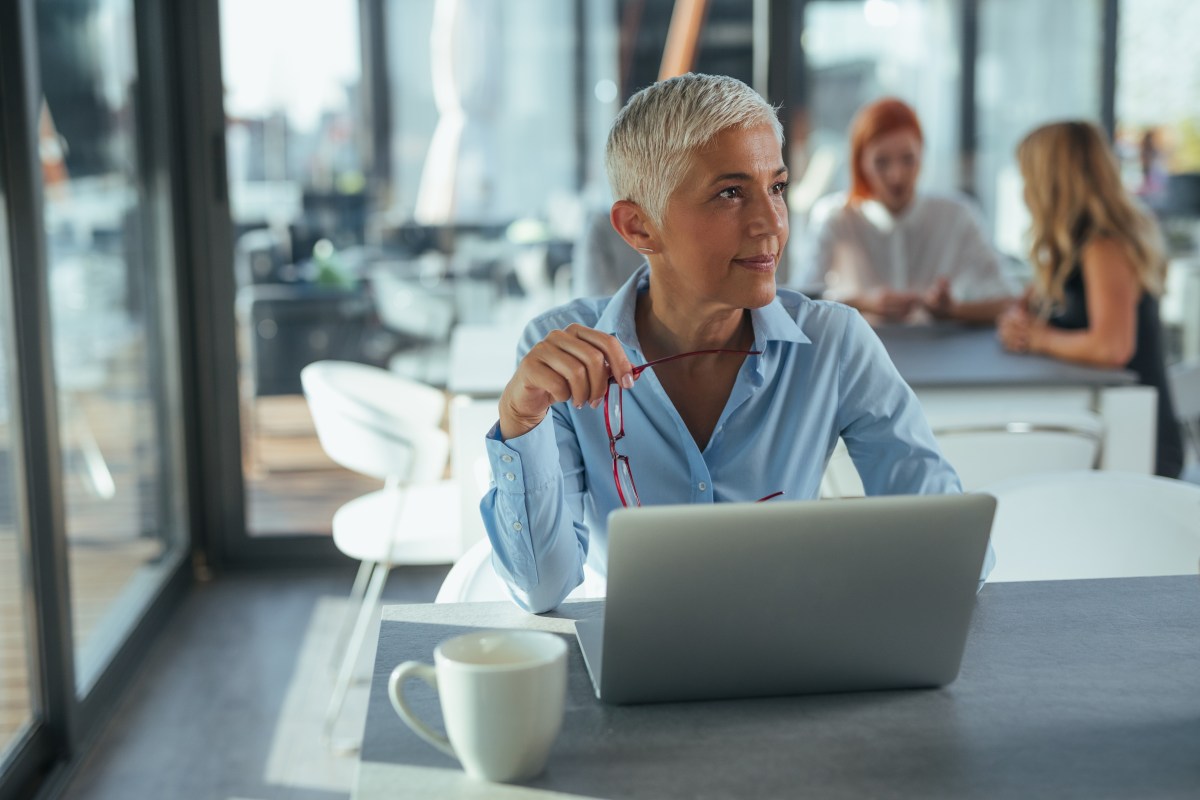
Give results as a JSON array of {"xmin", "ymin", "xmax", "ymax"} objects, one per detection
[
  {"xmin": 998, "ymin": 121, "xmax": 1183, "ymax": 478},
  {"xmin": 479, "ymin": 74, "xmax": 986, "ymax": 613},
  {"xmin": 806, "ymin": 98, "xmax": 1014, "ymax": 324}
]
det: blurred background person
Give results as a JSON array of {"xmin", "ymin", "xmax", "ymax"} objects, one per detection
[
  {"xmin": 998, "ymin": 120, "xmax": 1183, "ymax": 478},
  {"xmin": 572, "ymin": 206, "xmax": 647, "ymax": 297},
  {"xmin": 803, "ymin": 97, "xmax": 1015, "ymax": 324}
]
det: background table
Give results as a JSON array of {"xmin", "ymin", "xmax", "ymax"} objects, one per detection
[
  {"xmin": 875, "ymin": 324, "xmax": 1153, "ymax": 472},
  {"xmin": 356, "ymin": 576, "xmax": 1200, "ymax": 799}
]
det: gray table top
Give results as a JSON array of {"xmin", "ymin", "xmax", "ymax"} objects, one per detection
[
  {"xmin": 874, "ymin": 323, "xmax": 1136, "ymax": 388},
  {"xmin": 357, "ymin": 576, "xmax": 1200, "ymax": 799}
]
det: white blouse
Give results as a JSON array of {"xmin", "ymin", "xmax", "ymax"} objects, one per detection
[{"xmin": 803, "ymin": 192, "xmax": 1014, "ymax": 305}]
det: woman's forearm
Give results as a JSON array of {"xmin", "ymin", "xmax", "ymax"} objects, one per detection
[
  {"xmin": 1028, "ymin": 321, "xmax": 1133, "ymax": 368},
  {"xmin": 951, "ymin": 297, "xmax": 1016, "ymax": 325}
]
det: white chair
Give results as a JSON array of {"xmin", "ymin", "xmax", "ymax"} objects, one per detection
[
  {"xmin": 929, "ymin": 410, "xmax": 1102, "ymax": 491},
  {"xmin": 435, "ymin": 538, "xmax": 607, "ymax": 604},
  {"xmin": 820, "ymin": 410, "xmax": 1103, "ymax": 497},
  {"xmin": 434, "ymin": 538, "xmax": 508, "ymax": 603},
  {"xmin": 980, "ymin": 470, "xmax": 1200, "ymax": 583},
  {"xmin": 300, "ymin": 360, "xmax": 460, "ymax": 743}
]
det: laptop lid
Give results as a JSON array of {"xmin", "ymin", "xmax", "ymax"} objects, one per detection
[{"xmin": 576, "ymin": 493, "xmax": 995, "ymax": 705}]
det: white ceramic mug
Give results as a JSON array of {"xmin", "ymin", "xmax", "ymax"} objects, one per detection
[{"xmin": 388, "ymin": 629, "xmax": 568, "ymax": 783}]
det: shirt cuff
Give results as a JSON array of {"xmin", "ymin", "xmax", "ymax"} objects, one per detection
[{"xmin": 485, "ymin": 414, "xmax": 561, "ymax": 493}]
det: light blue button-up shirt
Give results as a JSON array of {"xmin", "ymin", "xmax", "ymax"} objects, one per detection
[{"xmin": 482, "ymin": 266, "xmax": 990, "ymax": 612}]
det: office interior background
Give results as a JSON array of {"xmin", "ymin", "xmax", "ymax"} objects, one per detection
[{"xmin": 1, "ymin": 0, "xmax": 1199, "ymax": 797}]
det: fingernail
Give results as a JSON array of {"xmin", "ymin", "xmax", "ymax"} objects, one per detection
[
  {"xmin": 574, "ymin": 402, "xmax": 583, "ymax": 410},
  {"xmin": 590, "ymin": 398, "xmax": 602, "ymax": 409},
  {"xmin": 621, "ymin": 374, "xmax": 634, "ymax": 389}
]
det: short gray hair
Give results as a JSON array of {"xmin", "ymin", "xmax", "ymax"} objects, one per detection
[{"xmin": 604, "ymin": 73, "xmax": 783, "ymax": 228}]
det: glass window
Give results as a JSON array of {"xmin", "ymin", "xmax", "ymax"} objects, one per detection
[
  {"xmin": 0, "ymin": 175, "xmax": 36, "ymax": 760},
  {"xmin": 220, "ymin": 0, "xmax": 383, "ymax": 537},
  {"xmin": 35, "ymin": 0, "xmax": 188, "ymax": 692},
  {"xmin": 975, "ymin": 0, "xmax": 1103, "ymax": 258},
  {"xmin": 1115, "ymin": 0, "xmax": 1200, "ymax": 365}
]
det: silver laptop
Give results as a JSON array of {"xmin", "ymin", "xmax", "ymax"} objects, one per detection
[{"xmin": 575, "ymin": 493, "xmax": 995, "ymax": 705}]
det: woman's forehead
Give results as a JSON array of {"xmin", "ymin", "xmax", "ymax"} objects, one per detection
[{"xmin": 687, "ymin": 125, "xmax": 785, "ymax": 173}]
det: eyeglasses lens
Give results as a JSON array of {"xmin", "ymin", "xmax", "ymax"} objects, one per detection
[
  {"xmin": 605, "ymin": 384, "xmax": 624, "ymax": 440},
  {"xmin": 614, "ymin": 455, "xmax": 639, "ymax": 507}
]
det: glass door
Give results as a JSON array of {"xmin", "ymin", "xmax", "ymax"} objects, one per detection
[
  {"xmin": 0, "ymin": 155, "xmax": 36, "ymax": 771},
  {"xmin": 219, "ymin": 0, "xmax": 379, "ymax": 538},
  {"xmin": 33, "ymin": 0, "xmax": 190, "ymax": 694}
]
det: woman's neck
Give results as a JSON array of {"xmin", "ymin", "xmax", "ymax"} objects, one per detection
[{"xmin": 634, "ymin": 290, "xmax": 753, "ymax": 361}]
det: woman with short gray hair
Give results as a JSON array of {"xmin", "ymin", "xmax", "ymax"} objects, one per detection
[{"xmin": 482, "ymin": 73, "xmax": 972, "ymax": 613}]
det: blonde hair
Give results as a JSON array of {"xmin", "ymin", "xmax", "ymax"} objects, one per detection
[
  {"xmin": 1017, "ymin": 121, "xmax": 1165, "ymax": 309},
  {"xmin": 605, "ymin": 73, "xmax": 783, "ymax": 228}
]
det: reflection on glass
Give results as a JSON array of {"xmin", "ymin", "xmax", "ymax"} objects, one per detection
[
  {"xmin": 221, "ymin": 0, "xmax": 382, "ymax": 537},
  {"xmin": 0, "ymin": 190, "xmax": 36, "ymax": 759},
  {"xmin": 1116, "ymin": 0, "xmax": 1200, "ymax": 364},
  {"xmin": 976, "ymin": 0, "xmax": 1101, "ymax": 258},
  {"xmin": 35, "ymin": 0, "xmax": 185, "ymax": 692}
]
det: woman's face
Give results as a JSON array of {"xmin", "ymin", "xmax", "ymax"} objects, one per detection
[
  {"xmin": 652, "ymin": 124, "xmax": 789, "ymax": 312},
  {"xmin": 861, "ymin": 128, "xmax": 922, "ymax": 214}
]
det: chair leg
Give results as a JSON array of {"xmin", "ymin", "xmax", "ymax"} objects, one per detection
[
  {"xmin": 324, "ymin": 561, "xmax": 391, "ymax": 746},
  {"xmin": 330, "ymin": 560, "xmax": 374, "ymax": 671}
]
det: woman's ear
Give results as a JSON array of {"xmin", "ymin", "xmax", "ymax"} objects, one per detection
[{"xmin": 610, "ymin": 200, "xmax": 660, "ymax": 255}]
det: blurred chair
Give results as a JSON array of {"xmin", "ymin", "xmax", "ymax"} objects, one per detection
[
  {"xmin": 981, "ymin": 470, "xmax": 1200, "ymax": 582},
  {"xmin": 300, "ymin": 360, "xmax": 459, "ymax": 744},
  {"xmin": 370, "ymin": 260, "xmax": 455, "ymax": 386},
  {"xmin": 930, "ymin": 411, "xmax": 1102, "ymax": 490},
  {"xmin": 435, "ymin": 537, "xmax": 507, "ymax": 603},
  {"xmin": 435, "ymin": 537, "xmax": 607, "ymax": 604},
  {"xmin": 821, "ymin": 410, "xmax": 1103, "ymax": 497},
  {"xmin": 1169, "ymin": 359, "xmax": 1200, "ymax": 463}
]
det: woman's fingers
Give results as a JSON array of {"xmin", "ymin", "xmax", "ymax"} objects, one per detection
[{"xmin": 499, "ymin": 326, "xmax": 632, "ymax": 440}]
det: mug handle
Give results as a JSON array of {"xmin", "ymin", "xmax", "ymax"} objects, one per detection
[{"xmin": 388, "ymin": 661, "xmax": 457, "ymax": 760}]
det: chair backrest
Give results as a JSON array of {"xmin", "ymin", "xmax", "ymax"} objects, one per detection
[
  {"xmin": 370, "ymin": 262, "xmax": 455, "ymax": 342},
  {"xmin": 981, "ymin": 470, "xmax": 1200, "ymax": 582},
  {"xmin": 819, "ymin": 410, "xmax": 1104, "ymax": 498},
  {"xmin": 930, "ymin": 410, "xmax": 1103, "ymax": 491},
  {"xmin": 435, "ymin": 538, "xmax": 507, "ymax": 603},
  {"xmin": 435, "ymin": 538, "xmax": 607, "ymax": 604},
  {"xmin": 301, "ymin": 360, "xmax": 449, "ymax": 483}
]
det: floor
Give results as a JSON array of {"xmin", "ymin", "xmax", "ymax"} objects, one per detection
[
  {"xmin": 1, "ymin": 392, "xmax": 379, "ymax": 745},
  {"xmin": 56, "ymin": 566, "xmax": 449, "ymax": 800}
]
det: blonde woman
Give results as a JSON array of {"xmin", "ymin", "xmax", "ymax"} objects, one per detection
[{"xmin": 998, "ymin": 120, "xmax": 1183, "ymax": 477}]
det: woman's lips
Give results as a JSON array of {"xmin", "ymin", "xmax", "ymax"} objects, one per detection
[{"xmin": 734, "ymin": 254, "xmax": 777, "ymax": 272}]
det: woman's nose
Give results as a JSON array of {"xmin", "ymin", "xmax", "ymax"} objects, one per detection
[{"xmin": 748, "ymin": 193, "xmax": 787, "ymax": 237}]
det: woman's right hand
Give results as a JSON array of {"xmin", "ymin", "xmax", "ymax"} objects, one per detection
[{"xmin": 498, "ymin": 324, "xmax": 635, "ymax": 441}]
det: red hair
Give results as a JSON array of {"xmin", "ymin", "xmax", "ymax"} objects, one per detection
[{"xmin": 848, "ymin": 97, "xmax": 924, "ymax": 205}]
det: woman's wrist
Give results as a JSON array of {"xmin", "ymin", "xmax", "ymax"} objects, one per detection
[{"xmin": 1025, "ymin": 320, "xmax": 1047, "ymax": 355}]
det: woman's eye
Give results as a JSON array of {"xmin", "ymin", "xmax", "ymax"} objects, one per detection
[
  {"xmin": 718, "ymin": 186, "xmax": 742, "ymax": 199},
  {"xmin": 772, "ymin": 181, "xmax": 790, "ymax": 195}
]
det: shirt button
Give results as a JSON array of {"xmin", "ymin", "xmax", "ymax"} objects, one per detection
[
  {"xmin": 513, "ymin": 521, "xmax": 523, "ymax": 531},
  {"xmin": 501, "ymin": 454, "xmax": 513, "ymax": 463},
  {"xmin": 505, "ymin": 472, "xmax": 516, "ymax": 481},
  {"xmin": 698, "ymin": 482, "xmax": 707, "ymax": 492}
]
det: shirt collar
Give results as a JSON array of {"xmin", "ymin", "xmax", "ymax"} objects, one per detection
[{"xmin": 592, "ymin": 263, "xmax": 812, "ymax": 358}]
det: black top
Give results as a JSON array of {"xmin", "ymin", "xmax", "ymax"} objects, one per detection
[{"xmin": 1048, "ymin": 266, "xmax": 1183, "ymax": 477}]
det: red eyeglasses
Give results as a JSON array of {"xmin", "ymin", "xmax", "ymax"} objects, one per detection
[{"xmin": 604, "ymin": 348, "xmax": 784, "ymax": 507}]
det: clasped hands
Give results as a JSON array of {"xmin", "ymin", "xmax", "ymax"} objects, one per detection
[{"xmin": 866, "ymin": 277, "xmax": 958, "ymax": 322}]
